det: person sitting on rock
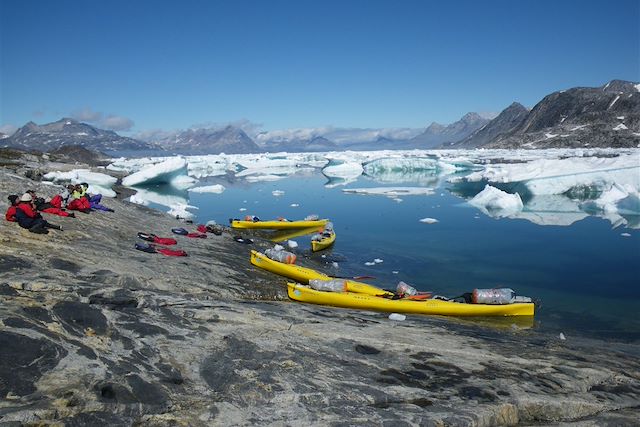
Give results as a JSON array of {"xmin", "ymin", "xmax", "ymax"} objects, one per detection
[
  {"xmin": 25, "ymin": 189, "xmax": 75, "ymax": 218},
  {"xmin": 66, "ymin": 184, "xmax": 92, "ymax": 213},
  {"xmin": 14, "ymin": 193, "xmax": 62, "ymax": 234},
  {"xmin": 79, "ymin": 183, "xmax": 114, "ymax": 212},
  {"xmin": 5, "ymin": 194, "xmax": 19, "ymax": 222}
]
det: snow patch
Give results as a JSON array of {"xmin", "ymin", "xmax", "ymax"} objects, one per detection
[
  {"xmin": 613, "ymin": 123, "xmax": 628, "ymax": 131},
  {"xmin": 608, "ymin": 95, "xmax": 620, "ymax": 109}
]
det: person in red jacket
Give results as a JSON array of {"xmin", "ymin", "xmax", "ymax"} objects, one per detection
[
  {"xmin": 5, "ymin": 195, "xmax": 19, "ymax": 222},
  {"xmin": 25, "ymin": 190, "xmax": 75, "ymax": 218},
  {"xmin": 14, "ymin": 193, "xmax": 62, "ymax": 234}
]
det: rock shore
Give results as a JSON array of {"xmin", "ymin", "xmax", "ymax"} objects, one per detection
[{"xmin": 1, "ymin": 151, "xmax": 639, "ymax": 426}]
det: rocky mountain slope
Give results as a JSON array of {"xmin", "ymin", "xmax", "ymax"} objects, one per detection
[
  {"xmin": 3, "ymin": 118, "xmax": 158, "ymax": 154},
  {"xmin": 452, "ymin": 80, "xmax": 640, "ymax": 149},
  {"xmin": 411, "ymin": 112, "xmax": 491, "ymax": 148},
  {"xmin": 152, "ymin": 126, "xmax": 261, "ymax": 155}
]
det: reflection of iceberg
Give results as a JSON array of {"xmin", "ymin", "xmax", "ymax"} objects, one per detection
[
  {"xmin": 322, "ymin": 159, "xmax": 364, "ymax": 181},
  {"xmin": 324, "ymin": 176, "xmax": 359, "ymax": 188},
  {"xmin": 511, "ymin": 195, "xmax": 589, "ymax": 226},
  {"xmin": 468, "ymin": 185, "xmax": 523, "ymax": 218},
  {"xmin": 188, "ymin": 184, "xmax": 226, "ymax": 194},
  {"xmin": 129, "ymin": 185, "xmax": 189, "ymax": 208},
  {"xmin": 122, "ymin": 157, "xmax": 194, "ymax": 188},
  {"xmin": 343, "ymin": 187, "xmax": 435, "ymax": 197}
]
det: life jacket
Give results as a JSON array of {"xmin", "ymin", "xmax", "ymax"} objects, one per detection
[
  {"xmin": 5, "ymin": 206, "xmax": 17, "ymax": 222},
  {"xmin": 67, "ymin": 197, "xmax": 91, "ymax": 211}
]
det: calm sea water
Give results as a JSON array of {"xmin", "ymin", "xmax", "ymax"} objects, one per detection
[{"xmin": 165, "ymin": 168, "xmax": 639, "ymax": 342}]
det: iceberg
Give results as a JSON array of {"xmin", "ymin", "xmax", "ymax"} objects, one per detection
[
  {"xmin": 122, "ymin": 157, "xmax": 192, "ymax": 188},
  {"xmin": 469, "ymin": 185, "xmax": 524, "ymax": 218},
  {"xmin": 188, "ymin": 184, "xmax": 226, "ymax": 194},
  {"xmin": 167, "ymin": 203, "xmax": 198, "ymax": 220},
  {"xmin": 322, "ymin": 159, "xmax": 364, "ymax": 181},
  {"xmin": 42, "ymin": 169, "xmax": 117, "ymax": 197}
]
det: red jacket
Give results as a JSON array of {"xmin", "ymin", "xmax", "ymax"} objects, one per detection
[
  {"xmin": 16, "ymin": 202, "xmax": 39, "ymax": 218},
  {"xmin": 5, "ymin": 206, "xmax": 17, "ymax": 222}
]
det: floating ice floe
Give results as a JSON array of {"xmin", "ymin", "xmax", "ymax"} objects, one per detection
[
  {"xmin": 272, "ymin": 190, "xmax": 285, "ymax": 196},
  {"xmin": 43, "ymin": 169, "xmax": 117, "ymax": 197},
  {"xmin": 419, "ymin": 217, "xmax": 439, "ymax": 224},
  {"xmin": 239, "ymin": 208, "xmax": 247, "ymax": 212},
  {"xmin": 364, "ymin": 262, "xmax": 376, "ymax": 266},
  {"xmin": 621, "ymin": 233, "xmax": 631, "ymax": 237},
  {"xmin": 290, "ymin": 203, "xmax": 299, "ymax": 207},
  {"xmin": 374, "ymin": 258, "xmax": 383, "ymax": 263},
  {"xmin": 167, "ymin": 203, "xmax": 198, "ymax": 220},
  {"xmin": 188, "ymin": 184, "xmax": 226, "ymax": 194},
  {"xmin": 122, "ymin": 157, "xmax": 193, "ymax": 189},
  {"xmin": 469, "ymin": 185, "xmax": 524, "ymax": 218},
  {"xmin": 342, "ymin": 187, "xmax": 435, "ymax": 197}
]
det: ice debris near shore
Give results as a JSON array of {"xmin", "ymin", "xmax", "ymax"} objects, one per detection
[{"xmin": 43, "ymin": 169, "xmax": 117, "ymax": 197}]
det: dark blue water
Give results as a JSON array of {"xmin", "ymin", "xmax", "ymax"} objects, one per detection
[{"xmin": 184, "ymin": 170, "xmax": 640, "ymax": 342}]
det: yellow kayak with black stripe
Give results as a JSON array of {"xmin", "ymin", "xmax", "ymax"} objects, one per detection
[
  {"xmin": 250, "ymin": 250, "xmax": 390, "ymax": 296},
  {"xmin": 287, "ymin": 283, "xmax": 535, "ymax": 317},
  {"xmin": 231, "ymin": 218, "xmax": 329, "ymax": 230},
  {"xmin": 311, "ymin": 231, "xmax": 336, "ymax": 252}
]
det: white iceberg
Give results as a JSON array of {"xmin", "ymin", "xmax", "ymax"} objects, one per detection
[
  {"xmin": 419, "ymin": 217, "xmax": 439, "ymax": 224},
  {"xmin": 167, "ymin": 203, "xmax": 198, "ymax": 220},
  {"xmin": 122, "ymin": 157, "xmax": 191, "ymax": 188},
  {"xmin": 272, "ymin": 190, "xmax": 285, "ymax": 197},
  {"xmin": 42, "ymin": 169, "xmax": 117, "ymax": 197},
  {"xmin": 188, "ymin": 184, "xmax": 226, "ymax": 194},
  {"xmin": 469, "ymin": 185, "xmax": 524, "ymax": 218},
  {"xmin": 322, "ymin": 159, "xmax": 364, "ymax": 180}
]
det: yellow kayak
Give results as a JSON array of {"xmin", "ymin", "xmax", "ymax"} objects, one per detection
[
  {"xmin": 287, "ymin": 283, "xmax": 535, "ymax": 317},
  {"xmin": 266, "ymin": 227, "xmax": 323, "ymax": 242},
  {"xmin": 231, "ymin": 218, "xmax": 329, "ymax": 230},
  {"xmin": 311, "ymin": 231, "xmax": 336, "ymax": 252},
  {"xmin": 250, "ymin": 250, "xmax": 390, "ymax": 296}
]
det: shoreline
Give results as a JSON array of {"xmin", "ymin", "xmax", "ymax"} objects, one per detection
[{"xmin": 1, "ymin": 152, "xmax": 639, "ymax": 426}]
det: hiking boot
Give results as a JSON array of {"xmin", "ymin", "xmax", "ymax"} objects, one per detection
[
  {"xmin": 47, "ymin": 224, "xmax": 62, "ymax": 230},
  {"xmin": 68, "ymin": 212, "xmax": 76, "ymax": 218}
]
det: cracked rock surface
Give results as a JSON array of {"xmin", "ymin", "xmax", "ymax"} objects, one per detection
[{"xmin": 1, "ymin": 153, "xmax": 639, "ymax": 426}]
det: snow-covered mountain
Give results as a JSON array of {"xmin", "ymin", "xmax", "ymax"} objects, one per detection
[
  {"xmin": 149, "ymin": 125, "xmax": 261, "ymax": 155},
  {"xmin": 452, "ymin": 80, "xmax": 640, "ymax": 149},
  {"xmin": 410, "ymin": 112, "xmax": 491, "ymax": 148},
  {"xmin": 3, "ymin": 118, "xmax": 157, "ymax": 154}
]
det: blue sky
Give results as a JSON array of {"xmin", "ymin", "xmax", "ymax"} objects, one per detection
[{"xmin": 1, "ymin": 0, "xmax": 638, "ymax": 136}]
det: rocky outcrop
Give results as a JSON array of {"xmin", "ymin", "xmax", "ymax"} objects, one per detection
[
  {"xmin": 4, "ymin": 119, "xmax": 158, "ymax": 154},
  {"xmin": 449, "ymin": 103, "xmax": 530, "ymax": 148},
  {"xmin": 1, "ymin": 152, "xmax": 639, "ymax": 425},
  {"xmin": 452, "ymin": 80, "xmax": 640, "ymax": 149}
]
